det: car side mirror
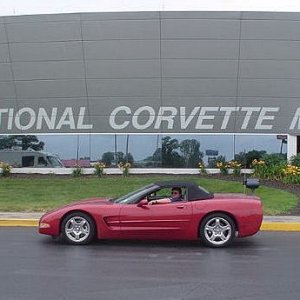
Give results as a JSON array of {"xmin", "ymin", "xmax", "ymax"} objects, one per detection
[{"xmin": 137, "ymin": 199, "xmax": 148, "ymax": 207}]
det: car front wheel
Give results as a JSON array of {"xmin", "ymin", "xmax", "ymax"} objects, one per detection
[
  {"xmin": 61, "ymin": 212, "xmax": 95, "ymax": 245},
  {"xmin": 200, "ymin": 213, "xmax": 235, "ymax": 248}
]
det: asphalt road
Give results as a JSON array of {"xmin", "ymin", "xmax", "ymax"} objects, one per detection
[{"xmin": 0, "ymin": 229, "xmax": 300, "ymax": 300}]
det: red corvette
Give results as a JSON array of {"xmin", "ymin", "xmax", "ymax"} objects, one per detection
[{"xmin": 39, "ymin": 181, "xmax": 263, "ymax": 248}]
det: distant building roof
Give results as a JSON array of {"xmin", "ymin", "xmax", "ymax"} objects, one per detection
[{"xmin": 62, "ymin": 159, "xmax": 90, "ymax": 168}]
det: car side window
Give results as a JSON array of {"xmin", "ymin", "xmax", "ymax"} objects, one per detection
[{"xmin": 147, "ymin": 187, "xmax": 187, "ymax": 202}]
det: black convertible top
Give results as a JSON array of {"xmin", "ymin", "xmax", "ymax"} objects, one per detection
[{"xmin": 154, "ymin": 181, "xmax": 214, "ymax": 201}]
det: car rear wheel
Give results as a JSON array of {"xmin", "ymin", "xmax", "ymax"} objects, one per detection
[
  {"xmin": 200, "ymin": 213, "xmax": 235, "ymax": 248},
  {"xmin": 61, "ymin": 212, "xmax": 95, "ymax": 245}
]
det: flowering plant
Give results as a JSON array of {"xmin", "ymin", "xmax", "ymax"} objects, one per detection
[
  {"xmin": 251, "ymin": 159, "xmax": 285, "ymax": 180},
  {"xmin": 198, "ymin": 162, "xmax": 207, "ymax": 175},
  {"xmin": 282, "ymin": 165, "xmax": 300, "ymax": 184},
  {"xmin": 227, "ymin": 160, "xmax": 242, "ymax": 176},
  {"xmin": 0, "ymin": 161, "xmax": 11, "ymax": 177},
  {"xmin": 118, "ymin": 162, "xmax": 131, "ymax": 177},
  {"xmin": 251, "ymin": 159, "xmax": 266, "ymax": 167},
  {"xmin": 251, "ymin": 159, "xmax": 267, "ymax": 178},
  {"xmin": 216, "ymin": 161, "xmax": 228, "ymax": 175},
  {"xmin": 94, "ymin": 161, "xmax": 106, "ymax": 177}
]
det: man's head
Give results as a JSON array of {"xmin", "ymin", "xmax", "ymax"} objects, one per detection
[{"xmin": 171, "ymin": 187, "xmax": 182, "ymax": 198}]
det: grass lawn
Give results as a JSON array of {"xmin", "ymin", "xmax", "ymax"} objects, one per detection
[{"xmin": 0, "ymin": 175, "xmax": 298, "ymax": 215}]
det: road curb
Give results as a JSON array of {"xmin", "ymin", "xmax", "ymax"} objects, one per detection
[
  {"xmin": 1, "ymin": 219, "xmax": 300, "ymax": 231},
  {"xmin": 0, "ymin": 219, "xmax": 38, "ymax": 227},
  {"xmin": 260, "ymin": 222, "xmax": 300, "ymax": 231}
]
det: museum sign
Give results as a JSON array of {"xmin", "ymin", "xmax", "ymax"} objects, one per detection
[{"xmin": 0, "ymin": 105, "xmax": 300, "ymax": 134}]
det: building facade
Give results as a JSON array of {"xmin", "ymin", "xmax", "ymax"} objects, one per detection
[{"xmin": 0, "ymin": 11, "xmax": 300, "ymax": 158}]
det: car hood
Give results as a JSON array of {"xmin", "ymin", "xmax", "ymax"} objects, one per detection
[
  {"xmin": 213, "ymin": 193, "xmax": 260, "ymax": 200},
  {"xmin": 68, "ymin": 197, "xmax": 112, "ymax": 206},
  {"xmin": 41, "ymin": 198, "xmax": 113, "ymax": 217}
]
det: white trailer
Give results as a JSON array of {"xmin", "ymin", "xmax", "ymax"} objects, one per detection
[{"xmin": 0, "ymin": 149, "xmax": 64, "ymax": 168}]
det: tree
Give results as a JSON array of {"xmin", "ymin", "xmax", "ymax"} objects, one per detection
[
  {"xmin": 0, "ymin": 135, "xmax": 44, "ymax": 151},
  {"xmin": 115, "ymin": 152, "xmax": 124, "ymax": 164},
  {"xmin": 235, "ymin": 150, "xmax": 267, "ymax": 168},
  {"xmin": 102, "ymin": 151, "xmax": 134, "ymax": 166},
  {"xmin": 101, "ymin": 152, "xmax": 115, "ymax": 166},
  {"xmin": 116, "ymin": 152, "xmax": 134, "ymax": 165},
  {"xmin": 0, "ymin": 136, "xmax": 15, "ymax": 149},
  {"xmin": 152, "ymin": 148, "xmax": 162, "ymax": 163},
  {"xmin": 124, "ymin": 153, "xmax": 134, "ymax": 165},
  {"xmin": 179, "ymin": 139, "xmax": 203, "ymax": 167},
  {"xmin": 161, "ymin": 136, "xmax": 185, "ymax": 167}
]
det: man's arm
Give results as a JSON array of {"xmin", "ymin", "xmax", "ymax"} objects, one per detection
[{"xmin": 148, "ymin": 198, "xmax": 171, "ymax": 205}]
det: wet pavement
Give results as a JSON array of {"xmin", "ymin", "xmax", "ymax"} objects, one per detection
[{"xmin": 0, "ymin": 228, "xmax": 300, "ymax": 300}]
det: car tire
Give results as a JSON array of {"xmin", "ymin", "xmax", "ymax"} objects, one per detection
[
  {"xmin": 200, "ymin": 213, "xmax": 235, "ymax": 248},
  {"xmin": 61, "ymin": 212, "xmax": 95, "ymax": 245}
]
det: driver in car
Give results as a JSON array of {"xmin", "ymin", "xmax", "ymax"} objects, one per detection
[{"xmin": 148, "ymin": 187, "xmax": 184, "ymax": 205}]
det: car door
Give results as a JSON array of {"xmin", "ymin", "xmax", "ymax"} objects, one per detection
[{"xmin": 119, "ymin": 200, "xmax": 193, "ymax": 240}]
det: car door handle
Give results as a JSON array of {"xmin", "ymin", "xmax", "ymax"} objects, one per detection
[{"xmin": 176, "ymin": 205, "xmax": 185, "ymax": 209}]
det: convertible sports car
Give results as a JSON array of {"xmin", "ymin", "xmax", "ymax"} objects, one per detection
[{"xmin": 39, "ymin": 181, "xmax": 263, "ymax": 248}]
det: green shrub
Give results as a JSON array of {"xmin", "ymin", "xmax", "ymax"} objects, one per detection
[
  {"xmin": 212, "ymin": 156, "xmax": 227, "ymax": 174},
  {"xmin": 198, "ymin": 162, "xmax": 207, "ymax": 175},
  {"xmin": 227, "ymin": 160, "xmax": 242, "ymax": 176},
  {"xmin": 118, "ymin": 162, "xmax": 131, "ymax": 177},
  {"xmin": 262, "ymin": 153, "xmax": 287, "ymax": 166},
  {"xmin": 94, "ymin": 162, "xmax": 106, "ymax": 177},
  {"xmin": 72, "ymin": 166, "xmax": 83, "ymax": 177},
  {"xmin": 0, "ymin": 161, "xmax": 11, "ymax": 177},
  {"xmin": 216, "ymin": 161, "xmax": 228, "ymax": 175},
  {"xmin": 290, "ymin": 153, "xmax": 300, "ymax": 167},
  {"xmin": 251, "ymin": 154, "xmax": 286, "ymax": 181}
]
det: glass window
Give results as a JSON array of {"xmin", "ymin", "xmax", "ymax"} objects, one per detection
[
  {"xmin": 38, "ymin": 156, "xmax": 48, "ymax": 166},
  {"xmin": 47, "ymin": 156, "xmax": 63, "ymax": 167},
  {"xmin": 22, "ymin": 156, "xmax": 34, "ymax": 167},
  {"xmin": 113, "ymin": 185, "xmax": 156, "ymax": 204}
]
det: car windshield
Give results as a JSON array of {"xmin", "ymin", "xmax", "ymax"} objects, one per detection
[
  {"xmin": 198, "ymin": 186, "xmax": 211, "ymax": 195},
  {"xmin": 113, "ymin": 184, "xmax": 156, "ymax": 204},
  {"xmin": 47, "ymin": 156, "xmax": 64, "ymax": 167}
]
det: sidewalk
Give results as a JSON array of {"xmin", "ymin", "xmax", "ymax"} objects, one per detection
[{"xmin": 0, "ymin": 212, "xmax": 300, "ymax": 231}]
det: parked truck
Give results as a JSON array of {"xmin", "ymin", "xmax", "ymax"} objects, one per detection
[{"xmin": 0, "ymin": 149, "xmax": 64, "ymax": 168}]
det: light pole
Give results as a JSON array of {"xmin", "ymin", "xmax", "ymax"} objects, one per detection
[
  {"xmin": 114, "ymin": 134, "xmax": 117, "ymax": 165},
  {"xmin": 125, "ymin": 134, "xmax": 129, "ymax": 162}
]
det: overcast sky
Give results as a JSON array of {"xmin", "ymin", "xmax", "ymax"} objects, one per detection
[{"xmin": 1, "ymin": 0, "xmax": 300, "ymax": 17}]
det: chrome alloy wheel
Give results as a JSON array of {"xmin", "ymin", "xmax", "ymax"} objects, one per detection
[
  {"xmin": 64, "ymin": 216, "xmax": 91, "ymax": 243},
  {"xmin": 204, "ymin": 217, "xmax": 233, "ymax": 246}
]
